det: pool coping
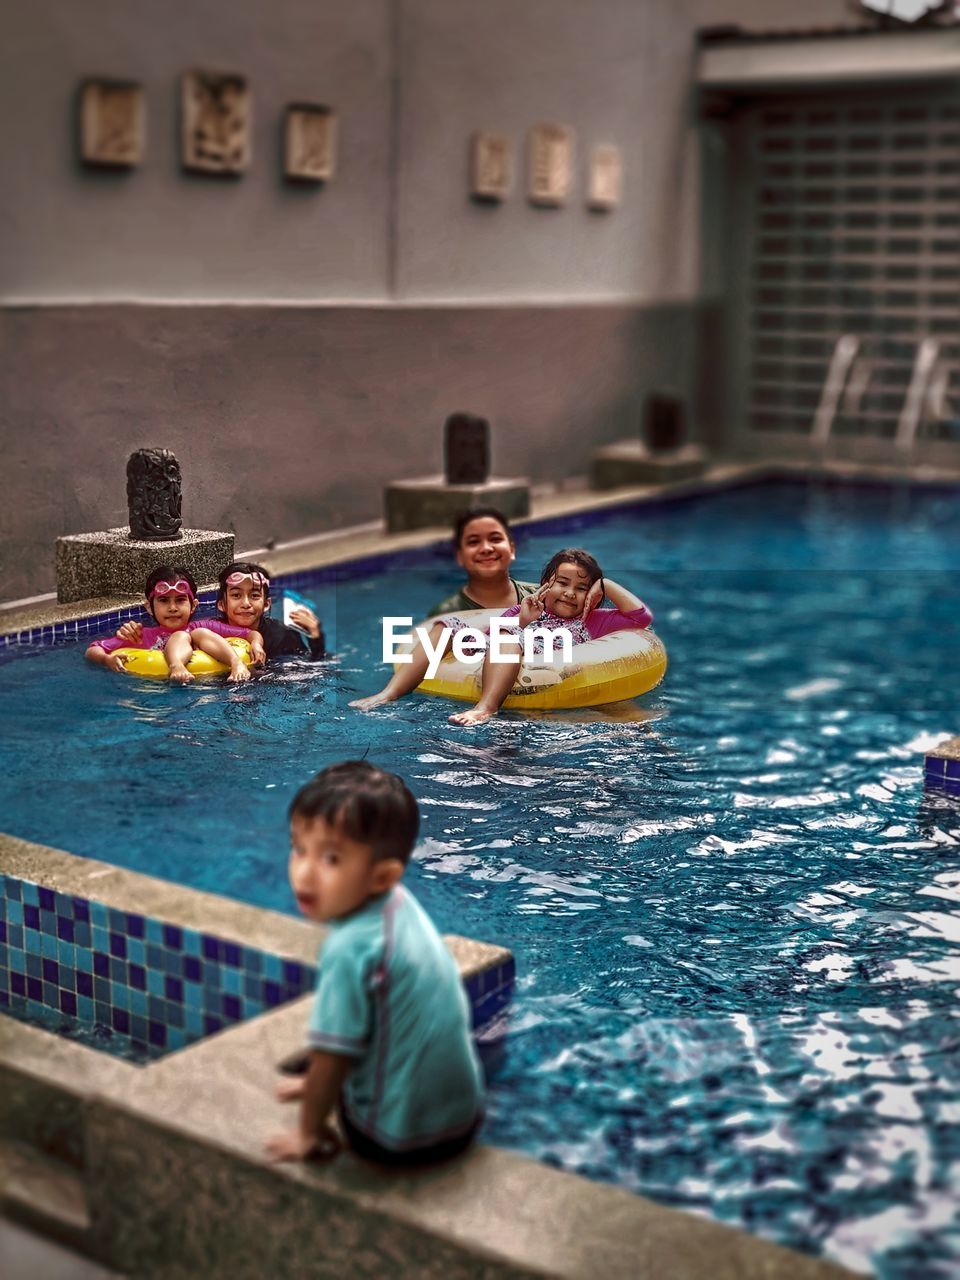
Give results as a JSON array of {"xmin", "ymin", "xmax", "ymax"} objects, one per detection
[
  {"xmin": 0, "ymin": 837, "xmax": 857, "ymax": 1278},
  {"xmin": 8, "ymin": 454, "xmax": 960, "ymax": 637}
]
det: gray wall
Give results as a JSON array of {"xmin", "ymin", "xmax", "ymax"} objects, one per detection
[
  {"xmin": 0, "ymin": 0, "xmax": 863, "ymax": 600},
  {"xmin": 0, "ymin": 0, "xmax": 858, "ymax": 306},
  {"xmin": 0, "ymin": 302, "xmax": 697, "ymax": 600}
]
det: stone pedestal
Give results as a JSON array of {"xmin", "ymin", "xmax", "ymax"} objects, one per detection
[
  {"xmin": 384, "ymin": 477, "xmax": 530, "ymax": 534},
  {"xmin": 590, "ymin": 442, "xmax": 707, "ymax": 491},
  {"xmin": 55, "ymin": 528, "xmax": 235, "ymax": 604},
  {"xmin": 924, "ymin": 736, "xmax": 960, "ymax": 797}
]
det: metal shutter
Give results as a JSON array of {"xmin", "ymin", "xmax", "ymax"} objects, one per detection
[{"xmin": 742, "ymin": 87, "xmax": 960, "ymax": 439}]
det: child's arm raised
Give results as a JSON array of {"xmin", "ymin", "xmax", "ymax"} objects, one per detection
[
  {"xmin": 596, "ymin": 578, "xmax": 646, "ymax": 613},
  {"xmin": 115, "ymin": 620, "xmax": 144, "ymax": 644},
  {"xmin": 266, "ymin": 1050, "xmax": 353, "ymax": 1162}
]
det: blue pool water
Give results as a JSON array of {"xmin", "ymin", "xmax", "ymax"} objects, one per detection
[{"xmin": 3, "ymin": 479, "xmax": 960, "ymax": 1276}]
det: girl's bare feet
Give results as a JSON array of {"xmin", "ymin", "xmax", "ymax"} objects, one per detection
[
  {"xmin": 228, "ymin": 662, "xmax": 251, "ymax": 683},
  {"xmin": 168, "ymin": 662, "xmax": 194, "ymax": 685},
  {"xmin": 449, "ymin": 704, "xmax": 497, "ymax": 726}
]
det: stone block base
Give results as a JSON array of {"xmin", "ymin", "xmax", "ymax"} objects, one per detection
[
  {"xmin": 590, "ymin": 442, "xmax": 707, "ymax": 491},
  {"xmin": 924, "ymin": 736, "xmax": 960, "ymax": 797},
  {"xmin": 384, "ymin": 477, "xmax": 530, "ymax": 534},
  {"xmin": 55, "ymin": 529, "xmax": 235, "ymax": 604}
]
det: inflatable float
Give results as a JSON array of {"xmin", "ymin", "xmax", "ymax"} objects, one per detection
[
  {"xmin": 408, "ymin": 612, "xmax": 666, "ymax": 710},
  {"xmin": 111, "ymin": 637, "xmax": 254, "ymax": 680}
]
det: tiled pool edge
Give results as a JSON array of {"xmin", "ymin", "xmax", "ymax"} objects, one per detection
[
  {"xmin": 0, "ymin": 835, "xmax": 856, "ymax": 1279},
  {"xmin": 924, "ymin": 736, "xmax": 960, "ymax": 798}
]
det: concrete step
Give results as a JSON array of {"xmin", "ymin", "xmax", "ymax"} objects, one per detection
[
  {"xmin": 0, "ymin": 1218, "xmax": 122, "ymax": 1280},
  {"xmin": 0, "ymin": 1138, "xmax": 92, "ymax": 1259}
]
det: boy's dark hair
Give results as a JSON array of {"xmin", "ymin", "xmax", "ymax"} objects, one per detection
[
  {"xmin": 452, "ymin": 506, "xmax": 515, "ymax": 549},
  {"xmin": 144, "ymin": 565, "xmax": 198, "ymax": 620},
  {"xmin": 289, "ymin": 761, "xmax": 420, "ymax": 865},
  {"xmin": 216, "ymin": 561, "xmax": 273, "ymax": 616},
  {"xmin": 540, "ymin": 548, "xmax": 604, "ymax": 592}
]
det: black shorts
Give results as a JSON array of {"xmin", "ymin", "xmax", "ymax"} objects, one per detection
[{"xmin": 338, "ymin": 1103, "xmax": 481, "ymax": 1169}]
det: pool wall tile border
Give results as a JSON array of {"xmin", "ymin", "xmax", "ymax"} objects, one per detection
[
  {"xmin": 924, "ymin": 736, "xmax": 960, "ymax": 797},
  {"xmin": 0, "ymin": 871, "xmax": 317, "ymax": 1063},
  {"xmin": 0, "ymin": 836, "xmax": 515, "ymax": 1064}
]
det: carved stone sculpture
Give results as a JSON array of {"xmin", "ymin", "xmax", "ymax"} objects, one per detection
[
  {"xmin": 444, "ymin": 414, "xmax": 490, "ymax": 485},
  {"xmin": 127, "ymin": 449, "xmax": 183, "ymax": 541},
  {"xmin": 644, "ymin": 394, "xmax": 685, "ymax": 454}
]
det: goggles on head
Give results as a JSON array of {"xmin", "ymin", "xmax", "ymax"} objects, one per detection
[
  {"xmin": 224, "ymin": 571, "xmax": 269, "ymax": 592},
  {"xmin": 149, "ymin": 579, "xmax": 197, "ymax": 602}
]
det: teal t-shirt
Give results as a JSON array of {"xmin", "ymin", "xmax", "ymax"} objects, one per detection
[
  {"xmin": 307, "ymin": 885, "xmax": 484, "ymax": 1151},
  {"xmin": 427, "ymin": 578, "xmax": 538, "ymax": 617}
]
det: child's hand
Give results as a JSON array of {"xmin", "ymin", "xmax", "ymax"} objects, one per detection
[
  {"xmin": 289, "ymin": 606, "xmax": 321, "ymax": 639},
  {"xmin": 580, "ymin": 579, "xmax": 604, "ymax": 619},
  {"xmin": 116, "ymin": 620, "xmax": 143, "ymax": 644},
  {"xmin": 519, "ymin": 582, "xmax": 550, "ymax": 627},
  {"xmin": 265, "ymin": 1125, "xmax": 340, "ymax": 1163},
  {"xmin": 248, "ymin": 631, "xmax": 267, "ymax": 665},
  {"xmin": 105, "ymin": 652, "xmax": 128, "ymax": 673},
  {"xmin": 275, "ymin": 1076, "xmax": 306, "ymax": 1103}
]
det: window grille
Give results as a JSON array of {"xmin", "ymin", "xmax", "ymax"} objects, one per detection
[{"xmin": 742, "ymin": 92, "xmax": 960, "ymax": 438}]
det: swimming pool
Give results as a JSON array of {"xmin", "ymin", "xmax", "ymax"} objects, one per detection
[{"xmin": 2, "ymin": 478, "xmax": 960, "ymax": 1277}]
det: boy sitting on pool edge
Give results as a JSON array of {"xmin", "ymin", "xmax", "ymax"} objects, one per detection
[{"xmin": 266, "ymin": 761, "xmax": 484, "ymax": 1166}]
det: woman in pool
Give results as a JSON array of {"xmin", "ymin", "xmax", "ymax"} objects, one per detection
[
  {"xmin": 426, "ymin": 507, "xmax": 538, "ymax": 616},
  {"xmin": 350, "ymin": 548, "xmax": 653, "ymax": 726}
]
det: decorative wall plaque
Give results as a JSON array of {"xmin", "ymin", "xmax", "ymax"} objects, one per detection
[
  {"xmin": 527, "ymin": 124, "xmax": 573, "ymax": 207},
  {"xmin": 181, "ymin": 71, "xmax": 250, "ymax": 175},
  {"xmin": 587, "ymin": 144, "xmax": 622, "ymax": 212},
  {"xmin": 80, "ymin": 80, "xmax": 144, "ymax": 168},
  {"xmin": 470, "ymin": 132, "xmax": 511, "ymax": 201},
  {"xmin": 284, "ymin": 104, "xmax": 337, "ymax": 182}
]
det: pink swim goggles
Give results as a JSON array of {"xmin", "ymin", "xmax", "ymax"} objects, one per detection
[
  {"xmin": 224, "ymin": 571, "xmax": 269, "ymax": 591},
  {"xmin": 149, "ymin": 579, "xmax": 197, "ymax": 602}
]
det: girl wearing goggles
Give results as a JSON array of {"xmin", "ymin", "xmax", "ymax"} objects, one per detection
[{"xmin": 86, "ymin": 565, "xmax": 260, "ymax": 683}]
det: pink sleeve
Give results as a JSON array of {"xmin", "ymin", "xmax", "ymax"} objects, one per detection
[
  {"xmin": 91, "ymin": 634, "xmax": 123, "ymax": 654},
  {"xmin": 188, "ymin": 618, "xmax": 249, "ymax": 638},
  {"xmin": 585, "ymin": 605, "xmax": 653, "ymax": 639},
  {"xmin": 500, "ymin": 604, "xmax": 522, "ymax": 619}
]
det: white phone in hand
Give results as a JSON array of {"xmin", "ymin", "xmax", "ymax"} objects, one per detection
[{"xmin": 282, "ymin": 589, "xmax": 316, "ymax": 634}]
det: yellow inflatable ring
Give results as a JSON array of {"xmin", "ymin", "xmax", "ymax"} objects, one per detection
[
  {"xmin": 405, "ymin": 611, "xmax": 667, "ymax": 710},
  {"xmin": 113, "ymin": 637, "xmax": 254, "ymax": 680}
]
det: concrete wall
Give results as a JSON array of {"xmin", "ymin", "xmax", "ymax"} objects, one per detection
[
  {"xmin": 0, "ymin": 0, "xmax": 858, "ymax": 306},
  {"xmin": 0, "ymin": 301, "xmax": 697, "ymax": 600},
  {"xmin": 0, "ymin": 0, "xmax": 394, "ymax": 302},
  {"xmin": 0, "ymin": 0, "xmax": 865, "ymax": 600}
]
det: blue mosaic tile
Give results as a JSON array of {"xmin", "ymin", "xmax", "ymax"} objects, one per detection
[
  {"xmin": 1, "ymin": 874, "xmax": 498, "ymax": 1064},
  {"xmin": 947, "ymin": 760, "xmax": 960, "ymax": 780}
]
